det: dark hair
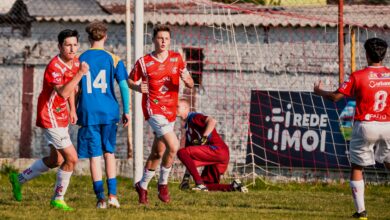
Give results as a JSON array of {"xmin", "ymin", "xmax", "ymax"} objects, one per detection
[
  {"xmin": 364, "ymin": 38, "xmax": 388, "ymax": 63},
  {"xmin": 86, "ymin": 21, "xmax": 107, "ymax": 41},
  {"xmin": 153, "ymin": 25, "xmax": 171, "ymax": 39},
  {"xmin": 57, "ymin": 29, "xmax": 79, "ymax": 45}
]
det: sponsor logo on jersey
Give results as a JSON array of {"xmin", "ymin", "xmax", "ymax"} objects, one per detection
[
  {"xmin": 51, "ymin": 71, "xmax": 61, "ymax": 78},
  {"xmin": 365, "ymin": 113, "xmax": 387, "ymax": 120},
  {"xmin": 158, "ymin": 65, "xmax": 166, "ymax": 71},
  {"xmin": 159, "ymin": 85, "xmax": 169, "ymax": 94},
  {"xmin": 75, "ymin": 62, "xmax": 80, "ymax": 67},
  {"xmin": 56, "ymin": 107, "xmax": 61, "ymax": 112},
  {"xmin": 146, "ymin": 61, "xmax": 155, "ymax": 67},
  {"xmin": 368, "ymin": 72, "xmax": 390, "ymax": 79},
  {"xmin": 157, "ymin": 76, "xmax": 171, "ymax": 83},
  {"xmin": 153, "ymin": 99, "xmax": 159, "ymax": 104},
  {"xmin": 170, "ymin": 57, "xmax": 178, "ymax": 62},
  {"xmin": 369, "ymin": 81, "xmax": 390, "ymax": 88},
  {"xmin": 172, "ymin": 67, "xmax": 178, "ymax": 74}
]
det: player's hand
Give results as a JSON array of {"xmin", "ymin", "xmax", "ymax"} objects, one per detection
[
  {"xmin": 180, "ymin": 68, "xmax": 194, "ymax": 87},
  {"xmin": 70, "ymin": 110, "xmax": 78, "ymax": 125},
  {"xmin": 313, "ymin": 80, "xmax": 324, "ymax": 94},
  {"xmin": 122, "ymin": 113, "xmax": 130, "ymax": 127},
  {"xmin": 79, "ymin": 62, "xmax": 89, "ymax": 75},
  {"xmin": 138, "ymin": 81, "xmax": 149, "ymax": 94}
]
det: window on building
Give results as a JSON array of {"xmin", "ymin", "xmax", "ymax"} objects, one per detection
[{"xmin": 183, "ymin": 47, "xmax": 204, "ymax": 87}]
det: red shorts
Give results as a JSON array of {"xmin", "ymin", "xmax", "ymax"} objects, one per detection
[{"xmin": 181, "ymin": 145, "xmax": 229, "ymax": 183}]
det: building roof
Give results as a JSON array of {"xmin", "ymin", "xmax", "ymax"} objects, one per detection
[{"xmin": 4, "ymin": 0, "xmax": 390, "ymax": 28}]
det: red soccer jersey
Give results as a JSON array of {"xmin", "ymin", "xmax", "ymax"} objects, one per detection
[
  {"xmin": 185, "ymin": 112, "xmax": 228, "ymax": 149},
  {"xmin": 338, "ymin": 66, "xmax": 390, "ymax": 121},
  {"xmin": 130, "ymin": 51, "xmax": 185, "ymax": 122},
  {"xmin": 36, "ymin": 56, "xmax": 80, "ymax": 128}
]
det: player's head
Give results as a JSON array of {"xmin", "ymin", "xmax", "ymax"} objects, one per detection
[
  {"xmin": 177, "ymin": 98, "xmax": 191, "ymax": 119},
  {"xmin": 364, "ymin": 38, "xmax": 388, "ymax": 64},
  {"xmin": 86, "ymin": 21, "xmax": 107, "ymax": 43},
  {"xmin": 57, "ymin": 29, "xmax": 79, "ymax": 61},
  {"xmin": 152, "ymin": 25, "xmax": 171, "ymax": 53}
]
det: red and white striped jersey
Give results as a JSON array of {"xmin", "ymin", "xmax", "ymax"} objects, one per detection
[
  {"xmin": 130, "ymin": 51, "xmax": 185, "ymax": 122},
  {"xmin": 36, "ymin": 56, "xmax": 80, "ymax": 128},
  {"xmin": 338, "ymin": 66, "xmax": 390, "ymax": 121}
]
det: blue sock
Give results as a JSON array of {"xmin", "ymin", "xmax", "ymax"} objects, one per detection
[
  {"xmin": 93, "ymin": 180, "xmax": 105, "ymax": 200},
  {"xmin": 107, "ymin": 178, "xmax": 117, "ymax": 196}
]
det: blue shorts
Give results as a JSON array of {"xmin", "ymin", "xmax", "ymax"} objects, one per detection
[{"xmin": 77, "ymin": 124, "xmax": 117, "ymax": 159}]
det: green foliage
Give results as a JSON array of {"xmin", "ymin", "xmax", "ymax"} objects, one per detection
[{"xmin": 0, "ymin": 173, "xmax": 389, "ymax": 219}]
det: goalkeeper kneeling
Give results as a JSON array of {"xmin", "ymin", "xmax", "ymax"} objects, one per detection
[{"xmin": 176, "ymin": 99, "xmax": 247, "ymax": 192}]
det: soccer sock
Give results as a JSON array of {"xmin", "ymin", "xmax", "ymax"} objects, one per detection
[
  {"xmin": 350, "ymin": 180, "xmax": 365, "ymax": 213},
  {"xmin": 93, "ymin": 180, "xmax": 105, "ymax": 200},
  {"xmin": 140, "ymin": 169, "xmax": 155, "ymax": 190},
  {"xmin": 52, "ymin": 169, "xmax": 72, "ymax": 200},
  {"xmin": 159, "ymin": 166, "xmax": 172, "ymax": 185},
  {"xmin": 107, "ymin": 178, "xmax": 117, "ymax": 197},
  {"xmin": 177, "ymin": 149, "xmax": 203, "ymax": 185},
  {"xmin": 19, "ymin": 159, "xmax": 50, "ymax": 184}
]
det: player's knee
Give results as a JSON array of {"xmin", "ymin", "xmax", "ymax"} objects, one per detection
[
  {"xmin": 150, "ymin": 151, "xmax": 163, "ymax": 160},
  {"xmin": 65, "ymin": 155, "xmax": 78, "ymax": 167},
  {"xmin": 177, "ymin": 148, "xmax": 187, "ymax": 160},
  {"xmin": 44, "ymin": 157, "xmax": 63, "ymax": 169}
]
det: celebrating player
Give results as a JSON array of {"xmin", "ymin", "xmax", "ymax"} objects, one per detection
[
  {"xmin": 314, "ymin": 38, "xmax": 390, "ymax": 219},
  {"xmin": 76, "ymin": 21, "xmax": 130, "ymax": 209},
  {"xmin": 176, "ymin": 99, "xmax": 248, "ymax": 192},
  {"xmin": 9, "ymin": 29, "xmax": 88, "ymax": 211},
  {"xmin": 128, "ymin": 25, "xmax": 194, "ymax": 204}
]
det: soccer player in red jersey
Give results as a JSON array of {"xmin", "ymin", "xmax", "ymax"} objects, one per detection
[
  {"xmin": 9, "ymin": 29, "xmax": 89, "ymax": 211},
  {"xmin": 314, "ymin": 38, "xmax": 390, "ymax": 219},
  {"xmin": 128, "ymin": 25, "xmax": 194, "ymax": 204},
  {"xmin": 176, "ymin": 99, "xmax": 248, "ymax": 192}
]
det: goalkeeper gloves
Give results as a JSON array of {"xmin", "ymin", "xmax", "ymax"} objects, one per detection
[{"xmin": 192, "ymin": 136, "xmax": 208, "ymax": 145}]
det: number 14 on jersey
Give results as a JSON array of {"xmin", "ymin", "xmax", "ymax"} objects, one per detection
[{"xmin": 86, "ymin": 70, "xmax": 108, "ymax": 94}]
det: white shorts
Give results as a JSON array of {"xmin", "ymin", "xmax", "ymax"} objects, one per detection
[
  {"xmin": 147, "ymin": 115, "xmax": 175, "ymax": 138},
  {"xmin": 349, "ymin": 121, "xmax": 390, "ymax": 166},
  {"xmin": 43, "ymin": 127, "xmax": 73, "ymax": 149}
]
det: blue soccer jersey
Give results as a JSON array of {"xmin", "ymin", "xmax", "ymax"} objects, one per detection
[{"xmin": 77, "ymin": 49, "xmax": 128, "ymax": 126}]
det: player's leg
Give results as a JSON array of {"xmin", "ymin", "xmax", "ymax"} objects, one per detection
[
  {"xmin": 9, "ymin": 144, "xmax": 61, "ymax": 201},
  {"xmin": 349, "ymin": 122, "xmax": 377, "ymax": 219},
  {"xmin": 135, "ymin": 137, "xmax": 165, "ymax": 204},
  {"xmin": 102, "ymin": 123, "xmax": 120, "ymax": 208},
  {"xmin": 78, "ymin": 125, "xmax": 106, "ymax": 208},
  {"xmin": 47, "ymin": 127, "xmax": 77, "ymax": 211}
]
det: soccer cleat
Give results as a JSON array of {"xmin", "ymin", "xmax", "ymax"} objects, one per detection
[
  {"xmin": 9, "ymin": 172, "xmax": 22, "ymax": 201},
  {"xmin": 135, "ymin": 181, "xmax": 148, "ymax": 205},
  {"xmin": 96, "ymin": 199, "xmax": 107, "ymax": 209},
  {"xmin": 157, "ymin": 184, "xmax": 171, "ymax": 203},
  {"xmin": 108, "ymin": 196, "xmax": 120, "ymax": 208},
  {"xmin": 352, "ymin": 210, "xmax": 368, "ymax": 220},
  {"xmin": 50, "ymin": 199, "xmax": 74, "ymax": 211},
  {"xmin": 191, "ymin": 184, "xmax": 208, "ymax": 191},
  {"xmin": 179, "ymin": 179, "xmax": 190, "ymax": 190},
  {"xmin": 232, "ymin": 179, "xmax": 249, "ymax": 193}
]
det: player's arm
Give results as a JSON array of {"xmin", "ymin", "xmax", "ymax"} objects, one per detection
[
  {"xmin": 119, "ymin": 80, "xmax": 130, "ymax": 127},
  {"xmin": 203, "ymin": 116, "xmax": 217, "ymax": 137},
  {"xmin": 180, "ymin": 68, "xmax": 194, "ymax": 89},
  {"xmin": 313, "ymin": 80, "xmax": 344, "ymax": 102},
  {"xmin": 54, "ymin": 62, "xmax": 89, "ymax": 99},
  {"xmin": 128, "ymin": 78, "xmax": 148, "ymax": 94},
  {"xmin": 68, "ymin": 90, "xmax": 77, "ymax": 124}
]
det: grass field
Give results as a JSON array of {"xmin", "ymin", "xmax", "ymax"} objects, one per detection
[{"xmin": 0, "ymin": 171, "xmax": 389, "ymax": 220}]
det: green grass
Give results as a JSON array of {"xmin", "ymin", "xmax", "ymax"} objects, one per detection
[{"xmin": 0, "ymin": 173, "xmax": 389, "ymax": 220}]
